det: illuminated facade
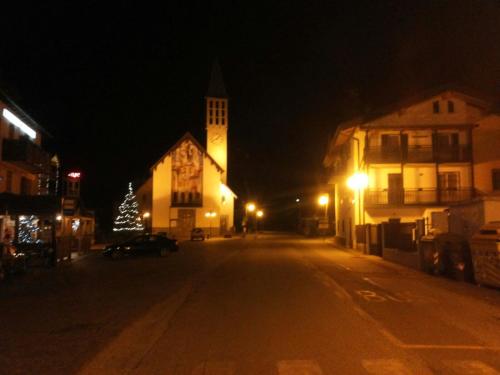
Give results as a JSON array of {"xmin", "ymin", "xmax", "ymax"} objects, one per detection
[
  {"xmin": 324, "ymin": 87, "xmax": 500, "ymax": 249},
  {"xmin": 138, "ymin": 62, "xmax": 236, "ymax": 238}
]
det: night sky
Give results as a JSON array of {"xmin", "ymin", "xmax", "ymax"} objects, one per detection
[{"xmin": 1, "ymin": 1, "xmax": 499, "ymax": 232}]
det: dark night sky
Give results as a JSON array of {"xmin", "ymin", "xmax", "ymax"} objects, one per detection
[{"xmin": 1, "ymin": 1, "xmax": 499, "ymax": 231}]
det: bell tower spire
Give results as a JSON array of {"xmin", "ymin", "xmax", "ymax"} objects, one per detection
[{"xmin": 206, "ymin": 59, "xmax": 228, "ymax": 184}]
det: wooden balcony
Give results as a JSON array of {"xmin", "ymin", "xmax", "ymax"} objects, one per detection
[
  {"xmin": 365, "ymin": 188, "xmax": 474, "ymax": 207},
  {"xmin": 2, "ymin": 138, "xmax": 51, "ymax": 173},
  {"xmin": 365, "ymin": 144, "xmax": 471, "ymax": 164}
]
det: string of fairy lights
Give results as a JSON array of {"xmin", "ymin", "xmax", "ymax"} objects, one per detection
[{"xmin": 113, "ymin": 182, "xmax": 144, "ymax": 232}]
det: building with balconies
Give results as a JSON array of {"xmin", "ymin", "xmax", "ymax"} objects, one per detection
[{"xmin": 323, "ymin": 87, "xmax": 499, "ymax": 249}]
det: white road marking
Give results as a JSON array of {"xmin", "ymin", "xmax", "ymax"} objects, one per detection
[
  {"xmin": 339, "ymin": 264, "xmax": 351, "ymax": 270},
  {"xmin": 443, "ymin": 360, "xmax": 500, "ymax": 375},
  {"xmin": 277, "ymin": 360, "xmax": 323, "ymax": 375},
  {"xmin": 363, "ymin": 277, "xmax": 383, "ymax": 288},
  {"xmin": 191, "ymin": 361, "xmax": 236, "ymax": 375},
  {"xmin": 362, "ymin": 359, "xmax": 414, "ymax": 375}
]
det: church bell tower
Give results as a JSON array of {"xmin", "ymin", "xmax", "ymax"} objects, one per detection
[{"xmin": 206, "ymin": 60, "xmax": 228, "ymax": 184}]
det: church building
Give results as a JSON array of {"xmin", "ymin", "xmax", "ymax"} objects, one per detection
[{"xmin": 137, "ymin": 62, "xmax": 236, "ymax": 238}]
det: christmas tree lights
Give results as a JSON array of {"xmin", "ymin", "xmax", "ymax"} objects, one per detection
[
  {"xmin": 18, "ymin": 215, "xmax": 41, "ymax": 243},
  {"xmin": 113, "ymin": 182, "xmax": 144, "ymax": 232}
]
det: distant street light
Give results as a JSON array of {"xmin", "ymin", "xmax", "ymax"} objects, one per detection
[
  {"xmin": 246, "ymin": 202, "xmax": 256, "ymax": 213},
  {"xmin": 142, "ymin": 212, "xmax": 151, "ymax": 232},
  {"xmin": 318, "ymin": 194, "xmax": 329, "ymax": 222},
  {"xmin": 256, "ymin": 210, "xmax": 264, "ymax": 218},
  {"xmin": 205, "ymin": 211, "xmax": 217, "ymax": 238}
]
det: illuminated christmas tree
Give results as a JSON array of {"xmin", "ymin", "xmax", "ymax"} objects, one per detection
[
  {"xmin": 18, "ymin": 215, "xmax": 40, "ymax": 243},
  {"xmin": 113, "ymin": 182, "xmax": 144, "ymax": 232}
]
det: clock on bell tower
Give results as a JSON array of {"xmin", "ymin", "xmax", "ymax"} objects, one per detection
[{"xmin": 206, "ymin": 60, "xmax": 228, "ymax": 184}]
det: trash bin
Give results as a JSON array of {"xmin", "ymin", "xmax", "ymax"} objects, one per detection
[
  {"xmin": 419, "ymin": 232, "xmax": 474, "ymax": 282},
  {"xmin": 470, "ymin": 223, "xmax": 500, "ymax": 288},
  {"xmin": 419, "ymin": 235, "xmax": 438, "ymax": 274}
]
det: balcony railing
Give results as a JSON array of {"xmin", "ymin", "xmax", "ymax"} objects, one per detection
[
  {"xmin": 365, "ymin": 188, "xmax": 474, "ymax": 207},
  {"xmin": 2, "ymin": 138, "xmax": 51, "ymax": 173},
  {"xmin": 365, "ymin": 144, "xmax": 471, "ymax": 164}
]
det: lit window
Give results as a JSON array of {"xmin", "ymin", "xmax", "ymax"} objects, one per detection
[
  {"xmin": 448, "ymin": 101, "xmax": 455, "ymax": 113},
  {"xmin": 433, "ymin": 101, "xmax": 440, "ymax": 114}
]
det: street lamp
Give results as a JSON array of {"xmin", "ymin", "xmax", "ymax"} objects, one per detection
[
  {"xmin": 347, "ymin": 172, "xmax": 369, "ymax": 227},
  {"xmin": 318, "ymin": 194, "xmax": 329, "ymax": 218},
  {"xmin": 205, "ymin": 211, "xmax": 217, "ymax": 238},
  {"xmin": 255, "ymin": 210, "xmax": 264, "ymax": 235},
  {"xmin": 142, "ymin": 212, "xmax": 151, "ymax": 232},
  {"xmin": 246, "ymin": 202, "xmax": 256, "ymax": 213}
]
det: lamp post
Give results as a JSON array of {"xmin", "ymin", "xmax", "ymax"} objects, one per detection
[
  {"xmin": 346, "ymin": 172, "xmax": 369, "ymax": 226},
  {"xmin": 318, "ymin": 194, "xmax": 329, "ymax": 218},
  {"xmin": 205, "ymin": 211, "xmax": 217, "ymax": 238},
  {"xmin": 347, "ymin": 172, "xmax": 369, "ymax": 250},
  {"xmin": 142, "ymin": 212, "xmax": 150, "ymax": 233},
  {"xmin": 245, "ymin": 202, "xmax": 256, "ymax": 234},
  {"xmin": 318, "ymin": 194, "xmax": 330, "ymax": 236},
  {"xmin": 256, "ymin": 210, "xmax": 263, "ymax": 234}
]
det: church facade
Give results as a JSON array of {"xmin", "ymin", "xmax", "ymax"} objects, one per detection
[{"xmin": 137, "ymin": 63, "xmax": 236, "ymax": 238}]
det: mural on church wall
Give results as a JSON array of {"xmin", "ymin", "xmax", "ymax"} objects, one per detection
[{"xmin": 171, "ymin": 139, "xmax": 203, "ymax": 206}]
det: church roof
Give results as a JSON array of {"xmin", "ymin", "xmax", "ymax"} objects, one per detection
[
  {"xmin": 206, "ymin": 59, "xmax": 228, "ymax": 98},
  {"xmin": 150, "ymin": 132, "xmax": 224, "ymax": 173}
]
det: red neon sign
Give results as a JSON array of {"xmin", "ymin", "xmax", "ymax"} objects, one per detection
[{"xmin": 67, "ymin": 172, "xmax": 81, "ymax": 179}]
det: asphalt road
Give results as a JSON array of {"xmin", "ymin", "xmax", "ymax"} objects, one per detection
[{"xmin": 1, "ymin": 233, "xmax": 500, "ymax": 374}]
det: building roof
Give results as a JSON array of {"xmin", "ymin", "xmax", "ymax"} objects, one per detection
[
  {"xmin": 362, "ymin": 84, "xmax": 496, "ymax": 123},
  {"xmin": 150, "ymin": 132, "xmax": 224, "ymax": 173},
  {"xmin": 323, "ymin": 85, "xmax": 497, "ymax": 168},
  {"xmin": 206, "ymin": 59, "xmax": 228, "ymax": 98},
  {"xmin": 0, "ymin": 88, "xmax": 51, "ymax": 137}
]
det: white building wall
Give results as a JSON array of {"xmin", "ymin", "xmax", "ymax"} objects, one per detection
[{"xmin": 152, "ymin": 155, "xmax": 172, "ymax": 232}]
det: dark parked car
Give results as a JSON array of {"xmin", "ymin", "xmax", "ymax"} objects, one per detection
[
  {"xmin": 190, "ymin": 228, "xmax": 205, "ymax": 241},
  {"xmin": 103, "ymin": 234, "xmax": 178, "ymax": 259}
]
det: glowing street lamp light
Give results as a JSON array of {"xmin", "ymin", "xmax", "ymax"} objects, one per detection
[
  {"xmin": 256, "ymin": 210, "xmax": 264, "ymax": 218},
  {"xmin": 347, "ymin": 172, "xmax": 369, "ymax": 190},
  {"xmin": 347, "ymin": 172, "xmax": 369, "ymax": 227},
  {"xmin": 318, "ymin": 194, "xmax": 329, "ymax": 206},
  {"xmin": 246, "ymin": 202, "xmax": 256, "ymax": 213},
  {"xmin": 318, "ymin": 194, "xmax": 329, "ymax": 221}
]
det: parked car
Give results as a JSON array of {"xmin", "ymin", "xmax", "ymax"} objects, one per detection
[
  {"xmin": 103, "ymin": 234, "xmax": 178, "ymax": 259},
  {"xmin": 190, "ymin": 228, "xmax": 205, "ymax": 241}
]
